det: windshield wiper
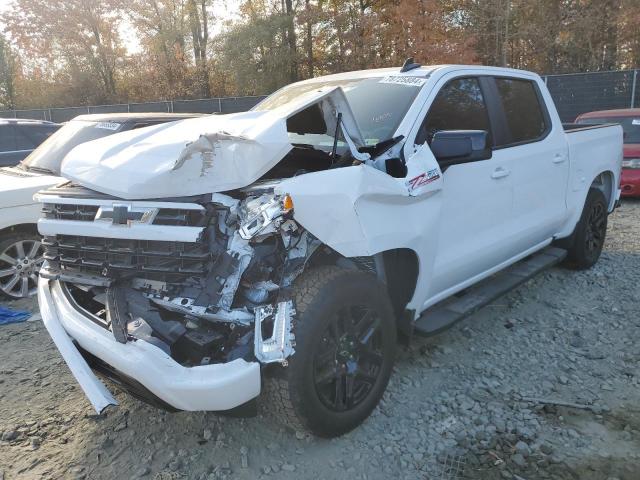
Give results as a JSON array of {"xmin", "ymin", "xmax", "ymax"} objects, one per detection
[
  {"xmin": 24, "ymin": 165, "xmax": 55, "ymax": 175},
  {"xmin": 291, "ymin": 143, "xmax": 318, "ymax": 150}
]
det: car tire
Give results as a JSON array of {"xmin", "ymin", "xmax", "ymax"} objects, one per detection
[
  {"xmin": 565, "ymin": 188, "xmax": 608, "ymax": 270},
  {"xmin": 0, "ymin": 232, "xmax": 44, "ymax": 299},
  {"xmin": 264, "ymin": 265, "xmax": 397, "ymax": 437}
]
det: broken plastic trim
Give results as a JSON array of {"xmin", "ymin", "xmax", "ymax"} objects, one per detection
[
  {"xmin": 239, "ymin": 194, "xmax": 291, "ymax": 240},
  {"xmin": 254, "ymin": 301, "xmax": 296, "ymax": 365}
]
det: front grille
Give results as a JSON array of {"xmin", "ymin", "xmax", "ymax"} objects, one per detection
[
  {"xmin": 42, "ymin": 204, "xmax": 100, "ymax": 221},
  {"xmin": 152, "ymin": 208, "xmax": 206, "ymax": 226},
  {"xmin": 42, "ymin": 204, "xmax": 205, "ymax": 226},
  {"xmin": 43, "ymin": 235, "xmax": 210, "ymax": 277}
]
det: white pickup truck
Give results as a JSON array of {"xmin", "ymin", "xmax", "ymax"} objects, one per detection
[{"xmin": 36, "ymin": 63, "xmax": 622, "ymax": 437}]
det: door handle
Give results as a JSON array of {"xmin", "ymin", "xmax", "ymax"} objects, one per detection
[
  {"xmin": 552, "ymin": 154, "xmax": 567, "ymax": 164},
  {"xmin": 491, "ymin": 167, "xmax": 510, "ymax": 179}
]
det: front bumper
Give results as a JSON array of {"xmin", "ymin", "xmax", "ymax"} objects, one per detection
[
  {"xmin": 38, "ymin": 277, "xmax": 261, "ymax": 413},
  {"xmin": 620, "ymin": 168, "xmax": 640, "ymax": 197}
]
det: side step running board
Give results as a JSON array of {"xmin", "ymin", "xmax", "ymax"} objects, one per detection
[{"xmin": 413, "ymin": 246, "xmax": 567, "ymax": 336}]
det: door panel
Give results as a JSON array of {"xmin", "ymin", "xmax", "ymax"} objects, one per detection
[
  {"xmin": 508, "ymin": 138, "xmax": 569, "ymax": 248},
  {"xmin": 429, "ymin": 156, "xmax": 514, "ymax": 297},
  {"xmin": 492, "ymin": 77, "xmax": 569, "ymax": 250},
  {"xmin": 413, "ymin": 76, "xmax": 516, "ymax": 299}
]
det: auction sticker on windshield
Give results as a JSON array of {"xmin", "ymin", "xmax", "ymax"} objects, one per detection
[
  {"xmin": 632, "ymin": 119, "xmax": 640, "ymax": 126},
  {"xmin": 95, "ymin": 122, "xmax": 121, "ymax": 131},
  {"xmin": 379, "ymin": 76, "xmax": 427, "ymax": 87}
]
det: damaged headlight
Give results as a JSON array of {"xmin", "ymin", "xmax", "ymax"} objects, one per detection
[{"xmin": 239, "ymin": 193, "xmax": 293, "ymax": 240}]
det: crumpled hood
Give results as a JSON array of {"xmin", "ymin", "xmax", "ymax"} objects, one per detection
[{"xmin": 61, "ymin": 87, "xmax": 366, "ymax": 200}]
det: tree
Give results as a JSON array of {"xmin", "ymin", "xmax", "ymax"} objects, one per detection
[
  {"xmin": 0, "ymin": 34, "xmax": 16, "ymax": 109},
  {"xmin": 2, "ymin": 0, "xmax": 640, "ymax": 109},
  {"xmin": 2, "ymin": 0, "xmax": 125, "ymax": 103},
  {"xmin": 127, "ymin": 0, "xmax": 191, "ymax": 99},
  {"xmin": 187, "ymin": 0, "xmax": 211, "ymax": 97}
]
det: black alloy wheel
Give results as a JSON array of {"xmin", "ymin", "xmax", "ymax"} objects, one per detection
[{"xmin": 313, "ymin": 306, "xmax": 384, "ymax": 412}]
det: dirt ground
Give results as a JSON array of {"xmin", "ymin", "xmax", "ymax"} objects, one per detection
[{"xmin": 1, "ymin": 199, "xmax": 639, "ymax": 480}]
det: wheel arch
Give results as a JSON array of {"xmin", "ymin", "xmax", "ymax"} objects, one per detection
[
  {"xmin": 0, "ymin": 223, "xmax": 39, "ymax": 239},
  {"xmin": 306, "ymin": 245, "xmax": 420, "ymax": 335},
  {"xmin": 590, "ymin": 170, "xmax": 617, "ymax": 211}
]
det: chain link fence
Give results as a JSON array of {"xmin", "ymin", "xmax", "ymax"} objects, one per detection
[
  {"xmin": 0, "ymin": 96, "xmax": 267, "ymax": 123},
  {"xmin": 542, "ymin": 69, "xmax": 639, "ymax": 122},
  {"xmin": 0, "ymin": 69, "xmax": 638, "ymax": 124}
]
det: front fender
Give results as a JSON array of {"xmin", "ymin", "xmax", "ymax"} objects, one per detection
[{"xmin": 275, "ymin": 164, "xmax": 440, "ymax": 259}]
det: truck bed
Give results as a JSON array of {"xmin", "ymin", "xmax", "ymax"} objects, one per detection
[
  {"xmin": 565, "ymin": 122, "xmax": 623, "ymax": 214},
  {"xmin": 562, "ymin": 122, "xmax": 619, "ymax": 132}
]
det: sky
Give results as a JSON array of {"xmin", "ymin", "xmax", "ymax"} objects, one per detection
[{"xmin": 0, "ymin": 0, "xmax": 10, "ymax": 15}]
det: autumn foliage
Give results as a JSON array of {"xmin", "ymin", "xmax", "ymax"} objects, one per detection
[{"xmin": 0, "ymin": 0, "xmax": 638, "ymax": 109}]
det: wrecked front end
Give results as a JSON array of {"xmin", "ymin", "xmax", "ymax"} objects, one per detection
[
  {"xmin": 35, "ymin": 77, "xmax": 438, "ymax": 415},
  {"xmin": 36, "ymin": 181, "xmax": 318, "ymax": 413}
]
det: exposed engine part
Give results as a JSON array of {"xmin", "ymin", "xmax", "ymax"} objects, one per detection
[
  {"xmin": 254, "ymin": 301, "xmax": 296, "ymax": 365},
  {"xmin": 242, "ymin": 280, "xmax": 279, "ymax": 303},
  {"xmin": 218, "ymin": 232, "xmax": 254, "ymax": 309},
  {"xmin": 281, "ymin": 230, "xmax": 321, "ymax": 287},
  {"xmin": 148, "ymin": 295, "xmax": 253, "ymax": 326}
]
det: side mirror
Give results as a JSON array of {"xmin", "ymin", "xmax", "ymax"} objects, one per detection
[{"xmin": 429, "ymin": 130, "xmax": 491, "ymax": 167}]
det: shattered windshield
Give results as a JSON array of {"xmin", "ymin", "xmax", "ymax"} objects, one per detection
[
  {"xmin": 20, "ymin": 119, "xmax": 125, "ymax": 174},
  {"xmin": 254, "ymin": 76, "xmax": 425, "ymax": 147}
]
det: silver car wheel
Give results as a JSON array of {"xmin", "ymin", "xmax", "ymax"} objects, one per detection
[{"xmin": 0, "ymin": 239, "xmax": 44, "ymax": 298}]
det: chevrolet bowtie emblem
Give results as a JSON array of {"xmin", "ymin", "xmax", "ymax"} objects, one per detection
[
  {"xmin": 95, "ymin": 203, "xmax": 158, "ymax": 226},
  {"xmin": 111, "ymin": 205, "xmax": 131, "ymax": 225}
]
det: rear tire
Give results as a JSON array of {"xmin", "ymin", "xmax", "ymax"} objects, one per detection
[
  {"xmin": 565, "ymin": 188, "xmax": 608, "ymax": 270},
  {"xmin": 264, "ymin": 266, "xmax": 397, "ymax": 437}
]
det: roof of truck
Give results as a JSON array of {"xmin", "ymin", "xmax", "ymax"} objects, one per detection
[
  {"xmin": 70, "ymin": 112, "xmax": 204, "ymax": 123},
  {"xmin": 296, "ymin": 64, "xmax": 541, "ymax": 84},
  {"xmin": 577, "ymin": 108, "xmax": 640, "ymax": 119}
]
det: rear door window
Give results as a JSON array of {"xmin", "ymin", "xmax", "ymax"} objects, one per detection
[
  {"xmin": 416, "ymin": 77, "xmax": 492, "ymax": 145},
  {"xmin": 494, "ymin": 78, "xmax": 548, "ymax": 145}
]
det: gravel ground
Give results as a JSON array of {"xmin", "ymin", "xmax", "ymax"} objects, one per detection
[{"xmin": 1, "ymin": 199, "xmax": 639, "ymax": 480}]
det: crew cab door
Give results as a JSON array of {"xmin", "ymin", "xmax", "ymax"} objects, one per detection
[
  {"xmin": 413, "ymin": 76, "xmax": 516, "ymax": 299},
  {"xmin": 490, "ymin": 77, "xmax": 569, "ymax": 249}
]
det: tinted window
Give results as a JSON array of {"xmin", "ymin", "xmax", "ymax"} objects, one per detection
[
  {"xmin": 495, "ymin": 78, "xmax": 547, "ymax": 145},
  {"xmin": 417, "ymin": 77, "xmax": 491, "ymax": 145},
  {"xmin": 15, "ymin": 124, "xmax": 58, "ymax": 150},
  {"xmin": 577, "ymin": 116, "xmax": 640, "ymax": 144},
  {"xmin": 30, "ymin": 125, "xmax": 59, "ymax": 144},
  {"xmin": 0, "ymin": 125, "xmax": 15, "ymax": 152}
]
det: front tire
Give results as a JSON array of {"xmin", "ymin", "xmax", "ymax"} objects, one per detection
[
  {"xmin": 0, "ymin": 233, "xmax": 44, "ymax": 299},
  {"xmin": 565, "ymin": 188, "xmax": 608, "ymax": 270},
  {"xmin": 265, "ymin": 266, "xmax": 397, "ymax": 437}
]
